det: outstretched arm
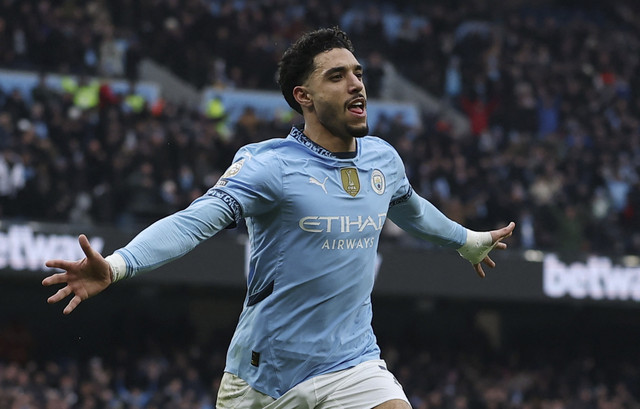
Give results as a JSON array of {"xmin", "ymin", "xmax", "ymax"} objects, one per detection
[
  {"xmin": 42, "ymin": 194, "xmax": 237, "ymax": 314},
  {"xmin": 388, "ymin": 191, "xmax": 515, "ymax": 277}
]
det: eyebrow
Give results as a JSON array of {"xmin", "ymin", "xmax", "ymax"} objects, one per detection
[{"xmin": 323, "ymin": 64, "xmax": 363, "ymax": 77}]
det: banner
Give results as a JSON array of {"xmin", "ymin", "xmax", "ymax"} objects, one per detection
[{"xmin": 3, "ymin": 221, "xmax": 639, "ymax": 307}]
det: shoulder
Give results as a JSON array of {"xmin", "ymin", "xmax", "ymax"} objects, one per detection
[
  {"xmin": 236, "ymin": 138, "xmax": 286, "ymax": 158},
  {"xmin": 362, "ymin": 135, "xmax": 398, "ymax": 151},
  {"xmin": 360, "ymin": 135, "xmax": 402, "ymax": 160},
  {"xmin": 226, "ymin": 138, "xmax": 302, "ymax": 181},
  {"xmin": 235, "ymin": 138, "xmax": 301, "ymax": 162}
]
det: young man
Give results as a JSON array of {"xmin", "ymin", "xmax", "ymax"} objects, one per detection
[{"xmin": 44, "ymin": 27, "xmax": 515, "ymax": 408}]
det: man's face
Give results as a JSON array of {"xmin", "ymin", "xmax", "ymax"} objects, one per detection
[{"xmin": 303, "ymin": 47, "xmax": 368, "ymax": 139}]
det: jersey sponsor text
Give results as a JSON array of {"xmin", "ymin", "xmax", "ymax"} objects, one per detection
[
  {"xmin": 321, "ymin": 236, "xmax": 376, "ymax": 250},
  {"xmin": 298, "ymin": 214, "xmax": 387, "ymax": 233}
]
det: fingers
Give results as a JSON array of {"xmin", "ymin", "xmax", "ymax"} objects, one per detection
[
  {"xmin": 474, "ymin": 255, "xmax": 498, "ymax": 279},
  {"xmin": 472, "ymin": 223, "xmax": 515, "ymax": 278},
  {"xmin": 78, "ymin": 234, "xmax": 97, "ymax": 259},
  {"xmin": 42, "ymin": 235, "xmax": 93, "ymax": 315},
  {"xmin": 42, "ymin": 272, "xmax": 68, "ymax": 287},
  {"xmin": 44, "ymin": 285, "xmax": 82, "ymax": 314},
  {"xmin": 483, "ymin": 255, "xmax": 496, "ymax": 268},
  {"xmin": 498, "ymin": 222, "xmax": 516, "ymax": 240},
  {"xmin": 45, "ymin": 259, "xmax": 74, "ymax": 271},
  {"xmin": 47, "ymin": 285, "xmax": 73, "ymax": 304},
  {"xmin": 46, "ymin": 235, "xmax": 93, "ymax": 268},
  {"xmin": 63, "ymin": 295, "xmax": 83, "ymax": 315},
  {"xmin": 490, "ymin": 222, "xmax": 516, "ymax": 247}
]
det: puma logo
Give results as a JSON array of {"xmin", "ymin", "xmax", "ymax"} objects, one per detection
[{"xmin": 309, "ymin": 176, "xmax": 328, "ymax": 194}]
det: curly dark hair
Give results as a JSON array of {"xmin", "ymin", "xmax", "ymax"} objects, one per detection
[{"xmin": 277, "ymin": 27, "xmax": 355, "ymax": 115}]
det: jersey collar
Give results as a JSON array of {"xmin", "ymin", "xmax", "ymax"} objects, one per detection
[{"xmin": 289, "ymin": 126, "xmax": 357, "ymax": 159}]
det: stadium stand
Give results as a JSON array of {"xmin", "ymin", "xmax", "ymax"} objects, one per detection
[
  {"xmin": 1, "ymin": 0, "xmax": 640, "ymax": 407},
  {"xmin": 0, "ymin": 0, "xmax": 638, "ymax": 254}
]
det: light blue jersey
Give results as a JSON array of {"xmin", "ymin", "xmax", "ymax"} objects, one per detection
[{"xmin": 114, "ymin": 126, "xmax": 466, "ymax": 398}]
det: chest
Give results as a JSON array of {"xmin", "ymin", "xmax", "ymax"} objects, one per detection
[{"xmin": 280, "ymin": 158, "xmax": 395, "ymax": 238}]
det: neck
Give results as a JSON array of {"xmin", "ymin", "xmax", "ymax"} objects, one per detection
[{"xmin": 302, "ymin": 119, "xmax": 356, "ymax": 153}]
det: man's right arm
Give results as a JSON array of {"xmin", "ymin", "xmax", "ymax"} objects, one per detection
[
  {"xmin": 44, "ymin": 183, "xmax": 238, "ymax": 314},
  {"xmin": 107, "ymin": 195, "xmax": 236, "ymax": 281}
]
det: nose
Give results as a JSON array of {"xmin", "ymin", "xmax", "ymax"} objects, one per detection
[{"xmin": 348, "ymin": 73, "xmax": 364, "ymax": 93}]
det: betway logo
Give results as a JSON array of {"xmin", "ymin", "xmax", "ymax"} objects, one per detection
[
  {"xmin": 299, "ymin": 213, "xmax": 387, "ymax": 233},
  {"xmin": 543, "ymin": 254, "xmax": 640, "ymax": 301},
  {"xmin": 0, "ymin": 225, "xmax": 104, "ymax": 272}
]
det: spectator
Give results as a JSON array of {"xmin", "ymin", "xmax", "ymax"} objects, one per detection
[
  {"xmin": 1, "ymin": 324, "xmax": 638, "ymax": 409},
  {"xmin": 0, "ymin": 0, "xmax": 639, "ymax": 255}
]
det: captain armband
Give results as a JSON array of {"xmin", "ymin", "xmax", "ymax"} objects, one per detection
[
  {"xmin": 105, "ymin": 253, "xmax": 127, "ymax": 283},
  {"xmin": 457, "ymin": 229, "xmax": 494, "ymax": 265}
]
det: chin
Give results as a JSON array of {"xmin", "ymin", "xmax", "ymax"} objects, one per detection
[{"xmin": 350, "ymin": 124, "xmax": 369, "ymax": 138}]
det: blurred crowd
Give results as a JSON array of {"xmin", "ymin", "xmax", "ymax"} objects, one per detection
[
  {"xmin": 1, "ymin": 330, "xmax": 639, "ymax": 409},
  {"xmin": 0, "ymin": 0, "xmax": 640, "ymax": 256},
  {"xmin": 2, "ymin": 2, "xmax": 640, "ymax": 408}
]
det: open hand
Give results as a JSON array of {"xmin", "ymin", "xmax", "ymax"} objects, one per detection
[
  {"xmin": 42, "ymin": 234, "xmax": 112, "ymax": 314},
  {"xmin": 473, "ymin": 222, "xmax": 515, "ymax": 278}
]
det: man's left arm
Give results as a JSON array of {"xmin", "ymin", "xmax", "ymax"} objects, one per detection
[{"xmin": 387, "ymin": 190, "xmax": 515, "ymax": 277}]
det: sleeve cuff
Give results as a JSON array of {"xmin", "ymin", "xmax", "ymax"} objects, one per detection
[{"xmin": 105, "ymin": 253, "xmax": 127, "ymax": 283}]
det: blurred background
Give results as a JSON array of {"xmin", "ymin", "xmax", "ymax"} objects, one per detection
[{"xmin": 1, "ymin": 0, "xmax": 640, "ymax": 408}]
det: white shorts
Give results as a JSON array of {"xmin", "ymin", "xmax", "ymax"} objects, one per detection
[{"xmin": 216, "ymin": 359, "xmax": 409, "ymax": 409}]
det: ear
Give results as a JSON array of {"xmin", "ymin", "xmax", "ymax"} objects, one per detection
[{"xmin": 293, "ymin": 86, "xmax": 313, "ymax": 111}]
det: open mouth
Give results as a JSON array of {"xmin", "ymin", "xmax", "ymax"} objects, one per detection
[{"xmin": 347, "ymin": 98, "xmax": 366, "ymax": 116}]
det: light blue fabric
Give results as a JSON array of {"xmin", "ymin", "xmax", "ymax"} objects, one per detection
[{"xmin": 114, "ymin": 126, "xmax": 466, "ymax": 398}]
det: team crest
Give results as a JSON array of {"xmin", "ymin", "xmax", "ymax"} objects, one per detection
[
  {"xmin": 340, "ymin": 167, "xmax": 360, "ymax": 197},
  {"xmin": 371, "ymin": 169, "xmax": 385, "ymax": 195}
]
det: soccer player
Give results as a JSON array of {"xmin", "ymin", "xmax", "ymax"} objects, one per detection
[{"xmin": 43, "ymin": 27, "xmax": 515, "ymax": 409}]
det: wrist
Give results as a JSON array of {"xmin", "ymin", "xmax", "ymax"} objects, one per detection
[
  {"xmin": 105, "ymin": 253, "xmax": 127, "ymax": 283},
  {"xmin": 457, "ymin": 229, "xmax": 494, "ymax": 264}
]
